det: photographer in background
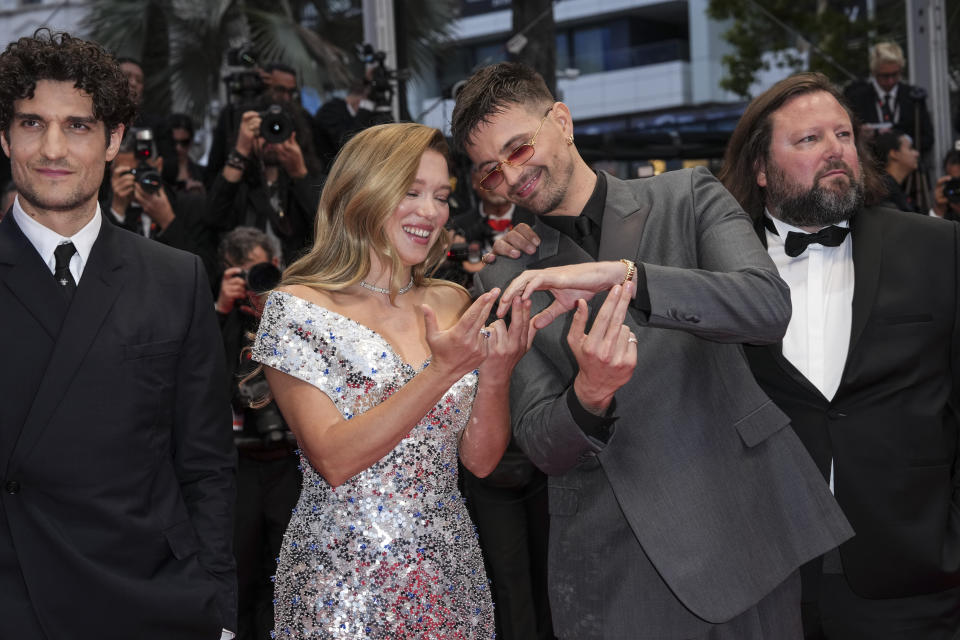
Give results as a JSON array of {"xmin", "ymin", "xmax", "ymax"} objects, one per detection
[
  {"xmin": 844, "ymin": 42, "xmax": 934, "ymax": 154},
  {"xmin": 166, "ymin": 113, "xmax": 205, "ymax": 195},
  {"xmin": 204, "ymin": 98, "xmax": 321, "ymax": 267},
  {"xmin": 207, "ymin": 59, "xmax": 318, "ymax": 182},
  {"xmin": 104, "ymin": 127, "xmax": 207, "ymax": 257},
  {"xmin": 871, "ymin": 129, "xmax": 921, "ymax": 213},
  {"xmin": 312, "ymin": 79, "xmax": 381, "ymax": 167},
  {"xmin": 931, "ymin": 149, "xmax": 960, "ymax": 222},
  {"xmin": 216, "ymin": 227, "xmax": 300, "ymax": 640}
]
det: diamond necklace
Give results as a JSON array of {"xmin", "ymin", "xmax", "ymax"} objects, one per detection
[{"xmin": 359, "ymin": 277, "xmax": 414, "ymax": 295}]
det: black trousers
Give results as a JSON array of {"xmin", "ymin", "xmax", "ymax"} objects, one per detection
[
  {"xmin": 234, "ymin": 451, "xmax": 301, "ymax": 640},
  {"xmin": 462, "ymin": 468, "xmax": 556, "ymax": 640},
  {"xmin": 803, "ymin": 572, "xmax": 960, "ymax": 640}
]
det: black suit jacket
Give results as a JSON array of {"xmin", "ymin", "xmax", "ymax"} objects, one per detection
[
  {"xmin": 746, "ymin": 207, "xmax": 960, "ymax": 599},
  {"xmin": 0, "ymin": 214, "xmax": 236, "ymax": 639},
  {"xmin": 844, "ymin": 80, "xmax": 935, "ymax": 154}
]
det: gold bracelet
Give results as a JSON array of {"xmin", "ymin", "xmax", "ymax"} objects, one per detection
[{"xmin": 620, "ymin": 259, "xmax": 636, "ymax": 286}]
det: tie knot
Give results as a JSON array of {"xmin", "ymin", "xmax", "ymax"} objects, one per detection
[
  {"xmin": 54, "ymin": 242, "xmax": 77, "ymax": 270},
  {"xmin": 784, "ymin": 226, "xmax": 850, "ymax": 257}
]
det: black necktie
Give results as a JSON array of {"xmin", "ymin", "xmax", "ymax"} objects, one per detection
[
  {"xmin": 881, "ymin": 94, "xmax": 893, "ymax": 122},
  {"xmin": 574, "ymin": 215, "xmax": 600, "ymax": 259},
  {"xmin": 53, "ymin": 242, "xmax": 77, "ymax": 299},
  {"xmin": 784, "ymin": 226, "xmax": 850, "ymax": 257}
]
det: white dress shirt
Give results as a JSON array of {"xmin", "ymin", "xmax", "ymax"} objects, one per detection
[
  {"xmin": 870, "ymin": 77, "xmax": 900, "ymax": 124},
  {"xmin": 765, "ymin": 213, "xmax": 854, "ymax": 492},
  {"xmin": 12, "ymin": 196, "xmax": 102, "ymax": 284}
]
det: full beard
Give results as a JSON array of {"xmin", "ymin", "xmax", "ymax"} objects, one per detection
[{"xmin": 766, "ymin": 160, "xmax": 864, "ymax": 228}]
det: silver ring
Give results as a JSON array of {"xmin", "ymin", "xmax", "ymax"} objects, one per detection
[
  {"xmin": 480, "ymin": 329, "xmax": 491, "ymax": 339},
  {"xmin": 627, "ymin": 337, "xmax": 638, "ymax": 344}
]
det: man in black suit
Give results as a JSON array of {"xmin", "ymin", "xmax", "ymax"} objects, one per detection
[
  {"xmin": 0, "ymin": 30, "xmax": 236, "ymax": 640},
  {"xmin": 312, "ymin": 80, "xmax": 385, "ymax": 168},
  {"xmin": 843, "ymin": 41, "xmax": 934, "ymax": 156},
  {"xmin": 719, "ymin": 71, "xmax": 960, "ymax": 639}
]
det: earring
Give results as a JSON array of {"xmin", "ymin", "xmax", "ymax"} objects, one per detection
[{"xmin": 566, "ymin": 135, "xmax": 574, "ymax": 146}]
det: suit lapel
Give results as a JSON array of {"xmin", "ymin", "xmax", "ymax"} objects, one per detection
[
  {"xmin": 848, "ymin": 210, "xmax": 882, "ymax": 356},
  {"xmin": 0, "ymin": 214, "xmax": 69, "ymax": 340},
  {"xmin": 596, "ymin": 173, "xmax": 650, "ymax": 263},
  {"xmin": 9, "ymin": 221, "xmax": 127, "ymax": 469}
]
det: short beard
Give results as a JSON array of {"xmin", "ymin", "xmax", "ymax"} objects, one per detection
[
  {"xmin": 17, "ymin": 180, "xmax": 96, "ymax": 214},
  {"xmin": 766, "ymin": 160, "xmax": 864, "ymax": 228},
  {"xmin": 514, "ymin": 161, "xmax": 572, "ymax": 216}
]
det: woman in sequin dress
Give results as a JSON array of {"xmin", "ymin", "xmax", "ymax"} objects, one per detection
[{"xmin": 251, "ymin": 123, "xmax": 532, "ymax": 638}]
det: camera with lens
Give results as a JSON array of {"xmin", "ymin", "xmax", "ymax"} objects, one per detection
[
  {"xmin": 240, "ymin": 261, "xmax": 282, "ymax": 294},
  {"xmin": 943, "ymin": 178, "xmax": 960, "ymax": 204},
  {"xmin": 126, "ymin": 129, "xmax": 162, "ymax": 194},
  {"xmin": 258, "ymin": 104, "xmax": 295, "ymax": 144},
  {"xmin": 223, "ymin": 44, "xmax": 265, "ymax": 103},
  {"xmin": 235, "ymin": 372, "xmax": 289, "ymax": 446},
  {"xmin": 446, "ymin": 242, "xmax": 482, "ymax": 263},
  {"xmin": 356, "ymin": 43, "xmax": 397, "ymax": 112}
]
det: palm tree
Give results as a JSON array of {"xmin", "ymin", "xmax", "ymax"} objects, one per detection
[{"xmin": 83, "ymin": 0, "xmax": 459, "ymax": 123}]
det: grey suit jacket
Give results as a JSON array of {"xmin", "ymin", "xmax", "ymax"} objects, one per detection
[{"xmin": 477, "ymin": 168, "xmax": 853, "ymax": 639}]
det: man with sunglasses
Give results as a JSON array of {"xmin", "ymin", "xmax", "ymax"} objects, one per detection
[{"xmin": 451, "ymin": 62, "xmax": 850, "ymax": 640}]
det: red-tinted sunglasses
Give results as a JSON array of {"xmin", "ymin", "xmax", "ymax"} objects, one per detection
[{"xmin": 478, "ymin": 106, "xmax": 553, "ymax": 191}]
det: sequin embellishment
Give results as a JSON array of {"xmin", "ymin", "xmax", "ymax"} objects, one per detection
[{"xmin": 252, "ymin": 291, "xmax": 494, "ymax": 639}]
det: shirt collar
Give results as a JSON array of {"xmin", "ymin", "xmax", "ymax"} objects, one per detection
[
  {"xmin": 12, "ymin": 196, "xmax": 102, "ymax": 274},
  {"xmin": 479, "ymin": 201, "xmax": 516, "ymax": 221},
  {"xmin": 538, "ymin": 172, "xmax": 607, "ymax": 236},
  {"xmin": 870, "ymin": 77, "xmax": 899, "ymax": 102},
  {"xmin": 580, "ymin": 171, "xmax": 607, "ymax": 227}
]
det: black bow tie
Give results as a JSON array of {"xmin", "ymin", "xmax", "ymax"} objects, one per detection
[{"xmin": 783, "ymin": 226, "xmax": 850, "ymax": 257}]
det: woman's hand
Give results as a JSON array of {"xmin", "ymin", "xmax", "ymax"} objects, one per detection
[
  {"xmin": 421, "ymin": 288, "xmax": 499, "ymax": 381},
  {"xmin": 478, "ymin": 295, "xmax": 534, "ymax": 386}
]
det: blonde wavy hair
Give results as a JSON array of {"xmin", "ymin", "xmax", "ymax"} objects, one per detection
[{"xmin": 281, "ymin": 122, "xmax": 461, "ymax": 302}]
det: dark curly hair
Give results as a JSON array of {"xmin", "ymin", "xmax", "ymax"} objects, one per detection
[{"xmin": 0, "ymin": 29, "xmax": 137, "ymax": 141}]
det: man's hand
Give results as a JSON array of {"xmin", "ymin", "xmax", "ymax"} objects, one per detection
[
  {"xmin": 481, "ymin": 222, "xmax": 540, "ymax": 263},
  {"xmin": 216, "ymin": 267, "xmax": 249, "ymax": 315},
  {"xmin": 568, "ymin": 282, "xmax": 637, "ymax": 414},
  {"xmin": 497, "ymin": 261, "xmax": 634, "ymax": 328},
  {"xmin": 932, "ymin": 175, "xmax": 960, "ymax": 218},
  {"xmin": 136, "ymin": 184, "xmax": 175, "ymax": 230},
  {"xmin": 110, "ymin": 163, "xmax": 136, "ymax": 214},
  {"xmin": 269, "ymin": 131, "xmax": 308, "ymax": 179},
  {"xmin": 235, "ymin": 111, "xmax": 261, "ymax": 157}
]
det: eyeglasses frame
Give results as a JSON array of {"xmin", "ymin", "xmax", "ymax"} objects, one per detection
[{"xmin": 479, "ymin": 105, "xmax": 555, "ymax": 191}]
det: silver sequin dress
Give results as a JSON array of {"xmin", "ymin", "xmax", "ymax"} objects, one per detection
[{"xmin": 252, "ymin": 291, "xmax": 495, "ymax": 639}]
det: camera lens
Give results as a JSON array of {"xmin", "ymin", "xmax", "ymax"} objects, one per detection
[
  {"xmin": 245, "ymin": 262, "xmax": 282, "ymax": 294},
  {"xmin": 944, "ymin": 178, "xmax": 960, "ymax": 204},
  {"xmin": 259, "ymin": 105, "xmax": 294, "ymax": 144}
]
